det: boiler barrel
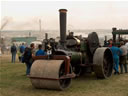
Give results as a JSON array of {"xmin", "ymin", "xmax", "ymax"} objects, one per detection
[{"xmin": 71, "ymin": 52, "xmax": 82, "ymax": 66}]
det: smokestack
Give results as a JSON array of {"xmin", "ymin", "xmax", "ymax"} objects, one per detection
[
  {"xmin": 45, "ymin": 33, "xmax": 48, "ymax": 40},
  {"xmin": 59, "ymin": 9, "xmax": 67, "ymax": 46}
]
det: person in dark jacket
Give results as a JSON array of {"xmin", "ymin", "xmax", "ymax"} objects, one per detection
[
  {"xmin": 11, "ymin": 43, "xmax": 17, "ymax": 63},
  {"xmin": 19, "ymin": 43, "xmax": 26, "ymax": 62},
  {"xmin": 20, "ymin": 43, "xmax": 26, "ymax": 53},
  {"xmin": 110, "ymin": 44, "xmax": 122, "ymax": 75},
  {"xmin": 24, "ymin": 43, "xmax": 35, "ymax": 76}
]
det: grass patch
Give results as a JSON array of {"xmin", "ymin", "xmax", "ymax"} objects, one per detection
[{"xmin": 0, "ymin": 55, "xmax": 128, "ymax": 96}]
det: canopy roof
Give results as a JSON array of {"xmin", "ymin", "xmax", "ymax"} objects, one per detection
[{"xmin": 112, "ymin": 30, "xmax": 128, "ymax": 35}]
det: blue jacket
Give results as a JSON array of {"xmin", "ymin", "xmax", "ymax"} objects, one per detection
[
  {"xmin": 20, "ymin": 45, "xmax": 26, "ymax": 53},
  {"xmin": 36, "ymin": 49, "xmax": 46, "ymax": 56},
  {"xmin": 110, "ymin": 46, "xmax": 122, "ymax": 59}
]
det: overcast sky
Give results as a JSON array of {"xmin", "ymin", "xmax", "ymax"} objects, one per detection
[{"xmin": 1, "ymin": 1, "xmax": 128, "ymax": 30}]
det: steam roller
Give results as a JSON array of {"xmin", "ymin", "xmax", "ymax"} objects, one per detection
[{"xmin": 29, "ymin": 9, "xmax": 114, "ymax": 90}]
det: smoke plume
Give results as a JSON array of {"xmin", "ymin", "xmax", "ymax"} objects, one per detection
[{"xmin": 1, "ymin": 16, "xmax": 12, "ymax": 30}]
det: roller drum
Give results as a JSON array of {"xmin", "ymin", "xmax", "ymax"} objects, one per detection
[
  {"xmin": 30, "ymin": 60, "xmax": 71, "ymax": 90},
  {"xmin": 93, "ymin": 48, "xmax": 113, "ymax": 78}
]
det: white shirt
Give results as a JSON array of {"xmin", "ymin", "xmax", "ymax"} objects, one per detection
[
  {"xmin": 125, "ymin": 42, "xmax": 128, "ymax": 49},
  {"xmin": 120, "ymin": 45, "xmax": 127, "ymax": 56}
]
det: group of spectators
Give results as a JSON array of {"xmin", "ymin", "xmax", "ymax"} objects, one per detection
[
  {"xmin": 108, "ymin": 40, "xmax": 128, "ymax": 75},
  {"xmin": 10, "ymin": 39, "xmax": 128, "ymax": 76},
  {"xmin": 10, "ymin": 43, "xmax": 46, "ymax": 76}
]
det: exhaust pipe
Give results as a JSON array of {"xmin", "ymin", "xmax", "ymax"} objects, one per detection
[{"xmin": 59, "ymin": 9, "xmax": 67, "ymax": 47}]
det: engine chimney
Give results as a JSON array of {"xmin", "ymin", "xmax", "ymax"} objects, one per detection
[{"xmin": 59, "ymin": 9, "xmax": 67, "ymax": 47}]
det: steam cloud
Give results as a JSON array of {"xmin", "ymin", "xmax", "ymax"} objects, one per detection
[{"xmin": 1, "ymin": 16, "xmax": 13, "ymax": 30}]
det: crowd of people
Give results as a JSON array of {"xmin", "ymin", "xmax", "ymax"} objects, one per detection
[
  {"xmin": 10, "ymin": 39, "xmax": 128, "ymax": 77},
  {"xmin": 10, "ymin": 43, "xmax": 46, "ymax": 76},
  {"xmin": 107, "ymin": 40, "xmax": 128, "ymax": 75}
]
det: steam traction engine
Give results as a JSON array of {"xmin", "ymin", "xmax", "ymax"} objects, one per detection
[{"xmin": 29, "ymin": 9, "xmax": 113, "ymax": 90}]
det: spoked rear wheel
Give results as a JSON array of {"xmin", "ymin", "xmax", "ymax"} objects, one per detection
[{"xmin": 59, "ymin": 62, "xmax": 72, "ymax": 89}]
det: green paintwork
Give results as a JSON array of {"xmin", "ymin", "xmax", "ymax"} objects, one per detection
[
  {"xmin": 80, "ymin": 41, "xmax": 87, "ymax": 52},
  {"xmin": 71, "ymin": 52, "xmax": 82, "ymax": 65},
  {"xmin": 112, "ymin": 30, "xmax": 128, "ymax": 35},
  {"xmin": 11, "ymin": 37, "xmax": 37, "ymax": 45}
]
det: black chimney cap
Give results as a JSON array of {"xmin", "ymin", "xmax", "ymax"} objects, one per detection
[{"xmin": 59, "ymin": 9, "xmax": 67, "ymax": 13}]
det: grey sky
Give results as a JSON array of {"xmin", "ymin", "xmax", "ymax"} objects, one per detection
[{"xmin": 1, "ymin": 1, "xmax": 128, "ymax": 30}]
